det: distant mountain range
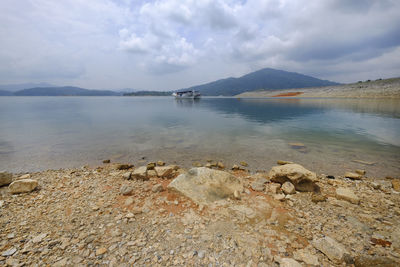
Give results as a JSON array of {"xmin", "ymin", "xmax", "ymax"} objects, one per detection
[
  {"xmin": 0, "ymin": 82, "xmax": 55, "ymax": 92},
  {"xmin": 177, "ymin": 68, "xmax": 339, "ymax": 96},
  {"xmin": 0, "ymin": 68, "xmax": 339, "ymax": 96}
]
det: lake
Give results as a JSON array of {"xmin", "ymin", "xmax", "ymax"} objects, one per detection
[{"xmin": 0, "ymin": 97, "xmax": 399, "ymax": 177}]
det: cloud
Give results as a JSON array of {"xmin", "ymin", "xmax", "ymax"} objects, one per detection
[{"xmin": 0, "ymin": 0, "xmax": 399, "ymax": 89}]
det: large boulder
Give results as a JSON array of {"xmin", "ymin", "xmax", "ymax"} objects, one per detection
[
  {"xmin": 268, "ymin": 164, "xmax": 318, "ymax": 192},
  {"xmin": 0, "ymin": 172, "xmax": 13, "ymax": 186},
  {"xmin": 167, "ymin": 167, "xmax": 243, "ymax": 205},
  {"xmin": 9, "ymin": 179, "xmax": 38, "ymax": 194}
]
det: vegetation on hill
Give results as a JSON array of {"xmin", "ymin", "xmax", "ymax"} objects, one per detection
[{"xmin": 13, "ymin": 86, "xmax": 121, "ymax": 96}]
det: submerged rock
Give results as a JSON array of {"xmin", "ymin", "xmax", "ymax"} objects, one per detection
[
  {"xmin": 0, "ymin": 172, "xmax": 13, "ymax": 186},
  {"xmin": 167, "ymin": 167, "xmax": 243, "ymax": 205},
  {"xmin": 9, "ymin": 179, "xmax": 38, "ymax": 194},
  {"xmin": 268, "ymin": 164, "xmax": 318, "ymax": 192}
]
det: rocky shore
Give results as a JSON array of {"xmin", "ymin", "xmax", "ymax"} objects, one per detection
[{"xmin": 1, "ymin": 160, "xmax": 400, "ymax": 266}]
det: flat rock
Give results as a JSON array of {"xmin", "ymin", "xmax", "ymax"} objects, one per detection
[
  {"xmin": 9, "ymin": 179, "xmax": 38, "ymax": 194},
  {"xmin": 1, "ymin": 247, "xmax": 17, "ymax": 257},
  {"xmin": 282, "ymin": 181, "xmax": 295, "ymax": 194},
  {"xmin": 0, "ymin": 172, "xmax": 13, "ymax": 186},
  {"xmin": 345, "ymin": 172, "xmax": 362, "ymax": 180},
  {"xmin": 167, "ymin": 167, "xmax": 243, "ymax": 205},
  {"xmin": 155, "ymin": 166, "xmax": 174, "ymax": 178},
  {"xmin": 277, "ymin": 160, "xmax": 294, "ymax": 165},
  {"xmin": 131, "ymin": 166, "xmax": 148, "ymax": 180},
  {"xmin": 268, "ymin": 164, "xmax": 318, "ymax": 192},
  {"xmin": 336, "ymin": 187, "xmax": 360, "ymax": 204},
  {"xmin": 251, "ymin": 177, "xmax": 267, "ymax": 191},
  {"xmin": 312, "ymin": 236, "xmax": 348, "ymax": 263}
]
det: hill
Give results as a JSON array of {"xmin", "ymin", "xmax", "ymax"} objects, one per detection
[
  {"xmin": 177, "ymin": 68, "xmax": 339, "ymax": 96},
  {"xmin": 0, "ymin": 90, "xmax": 13, "ymax": 96},
  {"xmin": 13, "ymin": 86, "xmax": 121, "ymax": 96},
  {"xmin": 236, "ymin": 77, "xmax": 400, "ymax": 99},
  {"xmin": 0, "ymin": 82, "xmax": 55, "ymax": 92}
]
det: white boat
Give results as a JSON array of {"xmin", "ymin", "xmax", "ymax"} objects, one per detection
[{"xmin": 172, "ymin": 90, "xmax": 201, "ymax": 99}]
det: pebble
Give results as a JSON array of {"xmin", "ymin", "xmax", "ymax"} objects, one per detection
[
  {"xmin": 120, "ymin": 185, "xmax": 134, "ymax": 196},
  {"xmin": 1, "ymin": 248, "xmax": 17, "ymax": 257},
  {"xmin": 96, "ymin": 247, "xmax": 107, "ymax": 256},
  {"xmin": 152, "ymin": 184, "xmax": 164, "ymax": 193}
]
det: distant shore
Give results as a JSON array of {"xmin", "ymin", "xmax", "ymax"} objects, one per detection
[{"xmin": 236, "ymin": 77, "xmax": 400, "ymax": 98}]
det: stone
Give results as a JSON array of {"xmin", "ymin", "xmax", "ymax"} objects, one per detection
[
  {"xmin": 268, "ymin": 164, "xmax": 318, "ymax": 192},
  {"xmin": 157, "ymin": 161, "xmax": 165, "ymax": 166},
  {"xmin": 233, "ymin": 190, "xmax": 241, "ymax": 200},
  {"xmin": 282, "ymin": 181, "xmax": 295, "ymax": 194},
  {"xmin": 274, "ymin": 193, "xmax": 285, "ymax": 201},
  {"xmin": 0, "ymin": 172, "xmax": 13, "ymax": 186},
  {"xmin": 96, "ymin": 247, "xmax": 107, "ymax": 256},
  {"xmin": 115, "ymin": 164, "xmax": 133, "ymax": 170},
  {"xmin": 311, "ymin": 193, "xmax": 327, "ymax": 203},
  {"xmin": 9, "ymin": 179, "xmax": 38, "ymax": 194},
  {"xmin": 336, "ymin": 187, "xmax": 360, "ymax": 204},
  {"xmin": 232, "ymin": 164, "xmax": 240, "ymax": 170},
  {"xmin": 251, "ymin": 177, "xmax": 267, "ymax": 191},
  {"xmin": 354, "ymin": 255, "xmax": 398, "ymax": 267},
  {"xmin": 240, "ymin": 161, "xmax": 248, "ymax": 167},
  {"xmin": 167, "ymin": 167, "xmax": 243, "ymax": 205},
  {"xmin": 124, "ymin": 197, "xmax": 134, "ymax": 206},
  {"xmin": 1, "ymin": 248, "xmax": 17, "ymax": 257},
  {"xmin": 19, "ymin": 174, "xmax": 30, "ymax": 179},
  {"xmin": 392, "ymin": 179, "xmax": 400, "ymax": 192},
  {"xmin": 131, "ymin": 166, "xmax": 148, "ymax": 180},
  {"xmin": 152, "ymin": 184, "xmax": 164, "ymax": 193},
  {"xmin": 32, "ymin": 233, "xmax": 47, "ymax": 243},
  {"xmin": 312, "ymin": 236, "xmax": 348, "ymax": 263},
  {"xmin": 266, "ymin": 183, "xmax": 281, "ymax": 194},
  {"xmin": 355, "ymin": 169, "xmax": 366, "ymax": 175},
  {"xmin": 198, "ymin": 250, "xmax": 206, "ymax": 258},
  {"xmin": 217, "ymin": 162, "xmax": 225, "ymax": 169},
  {"xmin": 147, "ymin": 170, "xmax": 157, "ymax": 177},
  {"xmin": 155, "ymin": 166, "xmax": 174, "ymax": 179},
  {"xmin": 192, "ymin": 162, "xmax": 203, "ymax": 167},
  {"xmin": 277, "ymin": 160, "xmax": 293, "ymax": 165},
  {"xmin": 102, "ymin": 159, "xmax": 110, "ymax": 163},
  {"xmin": 279, "ymin": 258, "xmax": 302, "ymax": 267},
  {"xmin": 147, "ymin": 162, "xmax": 156, "ymax": 170},
  {"xmin": 293, "ymin": 249, "xmax": 319, "ymax": 266},
  {"xmin": 120, "ymin": 185, "xmax": 134, "ymax": 196},
  {"xmin": 122, "ymin": 172, "xmax": 132, "ymax": 180},
  {"xmin": 345, "ymin": 172, "xmax": 362, "ymax": 180}
]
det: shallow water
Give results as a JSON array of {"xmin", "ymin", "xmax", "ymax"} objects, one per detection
[{"xmin": 0, "ymin": 97, "xmax": 399, "ymax": 177}]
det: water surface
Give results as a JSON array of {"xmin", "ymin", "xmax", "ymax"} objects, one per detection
[{"xmin": 0, "ymin": 97, "xmax": 399, "ymax": 177}]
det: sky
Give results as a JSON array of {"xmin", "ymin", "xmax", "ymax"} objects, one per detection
[{"xmin": 1, "ymin": 0, "xmax": 400, "ymax": 91}]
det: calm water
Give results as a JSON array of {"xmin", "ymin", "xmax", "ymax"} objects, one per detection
[{"xmin": 0, "ymin": 97, "xmax": 399, "ymax": 177}]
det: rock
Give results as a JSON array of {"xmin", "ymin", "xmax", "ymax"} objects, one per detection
[
  {"xmin": 122, "ymin": 172, "xmax": 132, "ymax": 180},
  {"xmin": 251, "ymin": 177, "xmax": 267, "ymax": 191},
  {"xmin": 354, "ymin": 255, "xmax": 398, "ymax": 267},
  {"xmin": 355, "ymin": 169, "xmax": 366, "ymax": 175},
  {"xmin": 19, "ymin": 174, "xmax": 30, "ymax": 179},
  {"xmin": 336, "ymin": 187, "xmax": 360, "ymax": 204},
  {"xmin": 0, "ymin": 172, "xmax": 13, "ymax": 186},
  {"xmin": 147, "ymin": 170, "xmax": 157, "ymax": 177},
  {"xmin": 240, "ymin": 161, "xmax": 248, "ymax": 167},
  {"xmin": 233, "ymin": 190, "xmax": 241, "ymax": 200},
  {"xmin": 217, "ymin": 162, "xmax": 225, "ymax": 169},
  {"xmin": 120, "ymin": 185, "xmax": 134, "ymax": 196},
  {"xmin": 155, "ymin": 166, "xmax": 174, "ymax": 179},
  {"xmin": 277, "ymin": 160, "xmax": 293, "ymax": 165},
  {"xmin": 157, "ymin": 161, "xmax": 165, "ymax": 166},
  {"xmin": 124, "ymin": 197, "xmax": 134, "ymax": 206},
  {"xmin": 102, "ymin": 159, "xmax": 110, "ymax": 163},
  {"xmin": 345, "ymin": 172, "xmax": 362, "ymax": 180},
  {"xmin": 146, "ymin": 162, "xmax": 156, "ymax": 170},
  {"xmin": 96, "ymin": 247, "xmax": 107, "ymax": 256},
  {"xmin": 9, "ymin": 179, "xmax": 38, "ymax": 194},
  {"xmin": 289, "ymin": 142, "xmax": 305, "ymax": 149},
  {"xmin": 274, "ymin": 193, "xmax": 285, "ymax": 201},
  {"xmin": 266, "ymin": 183, "xmax": 281, "ymax": 194},
  {"xmin": 115, "ymin": 164, "xmax": 133, "ymax": 170},
  {"xmin": 198, "ymin": 250, "xmax": 206, "ymax": 258},
  {"xmin": 152, "ymin": 184, "xmax": 164, "ymax": 193},
  {"xmin": 1, "ymin": 247, "xmax": 17, "ymax": 257},
  {"xmin": 32, "ymin": 233, "xmax": 47, "ymax": 243},
  {"xmin": 311, "ymin": 193, "xmax": 327, "ymax": 203},
  {"xmin": 279, "ymin": 258, "xmax": 302, "ymax": 267},
  {"xmin": 205, "ymin": 163, "xmax": 212, "ymax": 168},
  {"xmin": 131, "ymin": 166, "xmax": 148, "ymax": 180},
  {"xmin": 312, "ymin": 236, "xmax": 348, "ymax": 263},
  {"xmin": 293, "ymin": 249, "xmax": 319, "ymax": 266},
  {"xmin": 232, "ymin": 164, "xmax": 240, "ymax": 170},
  {"xmin": 192, "ymin": 162, "xmax": 203, "ymax": 167},
  {"xmin": 282, "ymin": 181, "xmax": 295, "ymax": 194},
  {"xmin": 392, "ymin": 179, "xmax": 400, "ymax": 192},
  {"xmin": 268, "ymin": 164, "xmax": 318, "ymax": 192},
  {"xmin": 167, "ymin": 167, "xmax": 243, "ymax": 205}
]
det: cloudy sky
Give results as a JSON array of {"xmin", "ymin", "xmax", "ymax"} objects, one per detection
[{"xmin": 1, "ymin": 0, "xmax": 400, "ymax": 90}]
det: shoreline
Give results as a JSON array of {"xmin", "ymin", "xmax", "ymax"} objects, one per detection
[{"xmin": 1, "ymin": 161, "xmax": 399, "ymax": 266}]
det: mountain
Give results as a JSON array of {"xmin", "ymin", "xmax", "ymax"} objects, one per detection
[
  {"xmin": 14, "ymin": 86, "xmax": 121, "ymax": 96},
  {"xmin": 0, "ymin": 82, "xmax": 55, "ymax": 92},
  {"xmin": 177, "ymin": 68, "xmax": 339, "ymax": 96},
  {"xmin": 0, "ymin": 90, "xmax": 13, "ymax": 96}
]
